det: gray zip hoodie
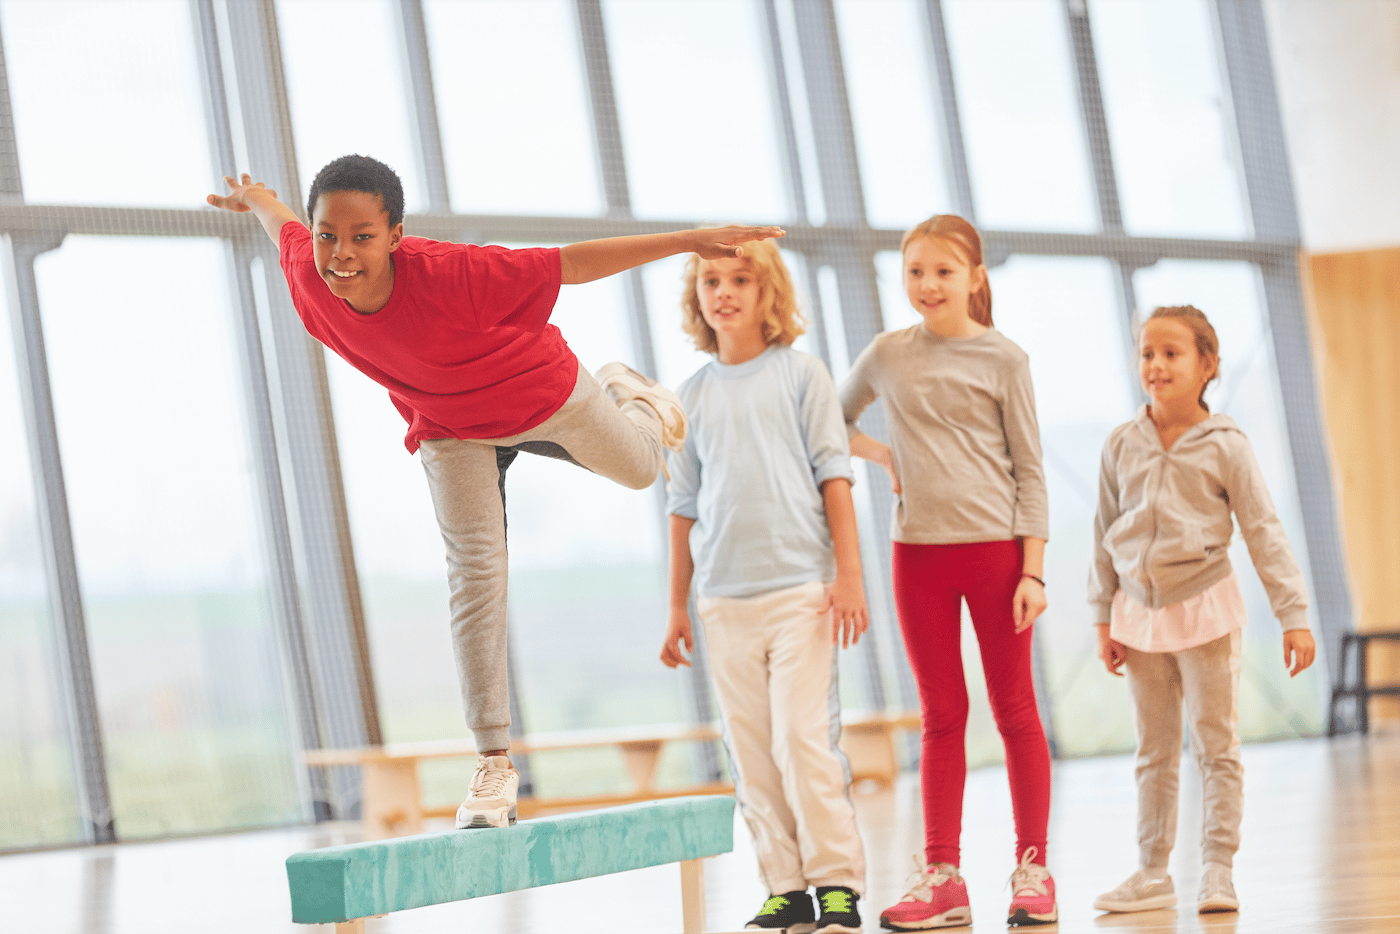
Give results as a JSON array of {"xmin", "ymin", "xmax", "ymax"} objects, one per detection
[{"xmin": 1088, "ymin": 405, "xmax": 1309, "ymax": 631}]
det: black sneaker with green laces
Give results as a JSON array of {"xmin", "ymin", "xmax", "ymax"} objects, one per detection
[
  {"xmin": 745, "ymin": 890, "xmax": 816, "ymax": 933},
  {"xmin": 815, "ymin": 886, "xmax": 862, "ymax": 934}
]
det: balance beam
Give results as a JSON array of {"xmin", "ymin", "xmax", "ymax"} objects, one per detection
[{"xmin": 286, "ymin": 795, "xmax": 735, "ymax": 933}]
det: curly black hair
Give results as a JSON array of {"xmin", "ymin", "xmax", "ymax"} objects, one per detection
[{"xmin": 306, "ymin": 154, "xmax": 405, "ymax": 227}]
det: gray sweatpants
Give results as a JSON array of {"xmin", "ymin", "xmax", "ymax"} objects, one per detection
[
  {"xmin": 1124, "ymin": 629, "xmax": 1243, "ymax": 871},
  {"xmin": 418, "ymin": 363, "xmax": 665, "ymax": 752}
]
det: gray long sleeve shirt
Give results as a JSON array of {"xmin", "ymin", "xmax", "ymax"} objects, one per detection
[
  {"xmin": 1087, "ymin": 406, "xmax": 1309, "ymax": 629},
  {"xmin": 839, "ymin": 325, "xmax": 1049, "ymax": 544}
]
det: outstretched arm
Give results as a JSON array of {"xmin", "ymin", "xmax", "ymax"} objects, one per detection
[
  {"xmin": 207, "ymin": 174, "xmax": 301, "ymax": 245},
  {"xmin": 559, "ymin": 224, "xmax": 784, "ymax": 284}
]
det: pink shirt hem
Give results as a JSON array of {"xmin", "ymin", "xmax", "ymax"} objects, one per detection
[{"xmin": 1110, "ymin": 571, "xmax": 1247, "ymax": 653}]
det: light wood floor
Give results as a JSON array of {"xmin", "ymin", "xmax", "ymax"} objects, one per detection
[{"xmin": 2, "ymin": 733, "xmax": 1396, "ymax": 934}]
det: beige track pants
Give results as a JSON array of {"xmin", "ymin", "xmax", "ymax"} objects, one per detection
[
  {"xmin": 1124, "ymin": 628, "xmax": 1243, "ymax": 871},
  {"xmin": 699, "ymin": 580, "xmax": 866, "ymax": 894}
]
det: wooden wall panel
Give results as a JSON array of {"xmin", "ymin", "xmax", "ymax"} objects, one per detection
[{"xmin": 1306, "ymin": 247, "xmax": 1400, "ymax": 721}]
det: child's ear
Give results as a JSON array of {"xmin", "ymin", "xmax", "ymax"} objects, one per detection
[
  {"xmin": 389, "ymin": 223, "xmax": 404, "ymax": 251},
  {"xmin": 972, "ymin": 263, "xmax": 988, "ymax": 292}
]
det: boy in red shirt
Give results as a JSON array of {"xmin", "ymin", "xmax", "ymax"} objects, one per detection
[{"xmin": 208, "ymin": 154, "xmax": 782, "ymax": 828}]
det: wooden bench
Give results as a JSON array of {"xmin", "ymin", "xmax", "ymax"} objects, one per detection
[
  {"xmin": 286, "ymin": 795, "xmax": 736, "ymax": 933},
  {"xmin": 307, "ymin": 712, "xmax": 921, "ymax": 839}
]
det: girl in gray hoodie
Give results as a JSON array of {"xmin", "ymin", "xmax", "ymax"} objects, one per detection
[{"xmin": 1088, "ymin": 305, "xmax": 1316, "ymax": 917}]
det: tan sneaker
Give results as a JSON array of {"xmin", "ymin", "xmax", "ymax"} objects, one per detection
[
  {"xmin": 1093, "ymin": 868, "xmax": 1176, "ymax": 913},
  {"xmin": 595, "ymin": 362, "xmax": 688, "ymax": 452},
  {"xmin": 455, "ymin": 754, "xmax": 518, "ymax": 829},
  {"xmin": 1197, "ymin": 862, "xmax": 1239, "ymax": 913}
]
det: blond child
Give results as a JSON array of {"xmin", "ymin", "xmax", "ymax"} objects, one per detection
[
  {"xmin": 1089, "ymin": 305, "xmax": 1316, "ymax": 915},
  {"xmin": 660, "ymin": 240, "xmax": 867, "ymax": 934},
  {"xmin": 840, "ymin": 215, "xmax": 1056, "ymax": 928}
]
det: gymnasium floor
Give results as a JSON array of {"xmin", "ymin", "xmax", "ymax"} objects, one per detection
[{"xmin": 3, "ymin": 733, "xmax": 1396, "ymax": 934}]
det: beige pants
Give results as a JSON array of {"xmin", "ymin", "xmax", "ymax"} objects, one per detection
[
  {"xmin": 419, "ymin": 364, "xmax": 664, "ymax": 752},
  {"xmin": 1124, "ymin": 629, "xmax": 1243, "ymax": 870},
  {"xmin": 699, "ymin": 580, "xmax": 866, "ymax": 894}
]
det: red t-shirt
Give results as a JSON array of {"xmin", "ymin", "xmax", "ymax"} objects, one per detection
[{"xmin": 279, "ymin": 223, "xmax": 578, "ymax": 452}]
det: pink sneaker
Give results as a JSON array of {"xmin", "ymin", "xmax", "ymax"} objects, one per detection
[
  {"xmin": 1006, "ymin": 847, "xmax": 1057, "ymax": 926},
  {"xmin": 879, "ymin": 857, "xmax": 972, "ymax": 930}
]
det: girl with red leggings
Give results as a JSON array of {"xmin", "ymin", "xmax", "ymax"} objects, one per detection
[{"xmin": 840, "ymin": 215, "xmax": 1055, "ymax": 928}]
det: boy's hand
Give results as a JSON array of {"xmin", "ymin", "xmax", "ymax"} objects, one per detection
[
  {"xmin": 826, "ymin": 576, "xmax": 869, "ymax": 649},
  {"xmin": 207, "ymin": 173, "xmax": 276, "ymax": 213},
  {"xmin": 688, "ymin": 225, "xmax": 786, "ymax": 260},
  {"xmin": 1283, "ymin": 629, "xmax": 1316, "ymax": 677},
  {"xmin": 1012, "ymin": 576, "xmax": 1047, "ymax": 633},
  {"xmin": 206, "ymin": 173, "xmax": 300, "ymax": 244},
  {"xmin": 1096, "ymin": 623, "xmax": 1127, "ymax": 675},
  {"xmin": 659, "ymin": 610, "xmax": 694, "ymax": 668}
]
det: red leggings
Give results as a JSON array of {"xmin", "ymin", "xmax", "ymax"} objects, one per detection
[{"xmin": 892, "ymin": 540, "xmax": 1051, "ymax": 868}]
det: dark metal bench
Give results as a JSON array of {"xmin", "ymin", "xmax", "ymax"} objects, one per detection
[{"xmin": 1328, "ymin": 629, "xmax": 1400, "ymax": 735}]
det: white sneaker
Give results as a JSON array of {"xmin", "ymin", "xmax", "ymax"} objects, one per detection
[
  {"xmin": 595, "ymin": 362, "xmax": 688, "ymax": 452},
  {"xmin": 455, "ymin": 755, "xmax": 519, "ymax": 829},
  {"xmin": 1197, "ymin": 862, "xmax": 1238, "ymax": 913},
  {"xmin": 1093, "ymin": 868, "xmax": 1176, "ymax": 913}
]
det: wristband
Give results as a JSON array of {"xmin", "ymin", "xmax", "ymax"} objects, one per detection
[{"xmin": 1021, "ymin": 573, "xmax": 1045, "ymax": 587}]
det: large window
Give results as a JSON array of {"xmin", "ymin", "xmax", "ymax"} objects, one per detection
[
  {"xmin": 0, "ymin": 0, "xmax": 1344, "ymax": 847},
  {"xmin": 32, "ymin": 237, "xmax": 301, "ymax": 837}
]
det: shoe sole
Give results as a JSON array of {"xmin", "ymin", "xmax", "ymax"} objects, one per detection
[
  {"xmin": 595, "ymin": 363, "xmax": 687, "ymax": 451},
  {"xmin": 1008, "ymin": 906, "xmax": 1058, "ymax": 926},
  {"xmin": 1093, "ymin": 894, "xmax": 1177, "ymax": 913},
  {"xmin": 879, "ymin": 907, "xmax": 971, "ymax": 930},
  {"xmin": 1197, "ymin": 898, "xmax": 1239, "ymax": 913},
  {"xmin": 816, "ymin": 922, "xmax": 862, "ymax": 933},
  {"xmin": 744, "ymin": 924, "xmax": 816, "ymax": 934},
  {"xmin": 455, "ymin": 804, "xmax": 517, "ymax": 829}
]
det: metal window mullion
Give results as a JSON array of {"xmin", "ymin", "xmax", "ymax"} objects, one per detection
[
  {"xmin": 395, "ymin": 0, "xmax": 451, "ymax": 212},
  {"xmin": 4, "ymin": 233, "xmax": 115, "ymax": 845},
  {"xmin": 1061, "ymin": 1, "xmax": 1143, "ymax": 388},
  {"xmin": 758, "ymin": 0, "xmax": 832, "ymax": 369},
  {"xmin": 223, "ymin": 0, "xmax": 382, "ymax": 820},
  {"xmin": 1214, "ymin": 0, "xmax": 1352, "ymax": 688},
  {"xmin": 919, "ymin": 0, "xmax": 976, "ymax": 220},
  {"xmin": 190, "ymin": 0, "xmax": 327, "ymax": 823},
  {"xmin": 791, "ymin": 0, "xmax": 902, "ymax": 715},
  {"xmin": 0, "ymin": 22, "xmax": 114, "ymax": 846},
  {"xmin": 1063, "ymin": 1, "xmax": 1143, "ymax": 396},
  {"xmin": 574, "ymin": 0, "xmax": 725, "ymax": 781},
  {"xmin": 1062, "ymin": 0, "xmax": 1124, "ymax": 235}
]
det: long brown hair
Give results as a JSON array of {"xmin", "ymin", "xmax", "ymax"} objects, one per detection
[
  {"xmin": 901, "ymin": 214, "xmax": 992, "ymax": 327},
  {"xmin": 1143, "ymin": 305, "xmax": 1220, "ymax": 411},
  {"xmin": 680, "ymin": 237, "xmax": 805, "ymax": 355}
]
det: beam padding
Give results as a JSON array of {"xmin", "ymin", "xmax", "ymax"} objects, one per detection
[{"xmin": 286, "ymin": 795, "xmax": 735, "ymax": 923}]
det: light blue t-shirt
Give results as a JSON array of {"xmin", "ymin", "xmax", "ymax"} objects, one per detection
[{"xmin": 666, "ymin": 344, "xmax": 855, "ymax": 599}]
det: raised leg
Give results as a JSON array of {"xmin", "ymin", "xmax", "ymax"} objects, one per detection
[{"xmin": 334, "ymin": 920, "xmax": 364, "ymax": 934}]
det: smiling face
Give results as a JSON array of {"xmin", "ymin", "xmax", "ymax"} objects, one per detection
[
  {"xmin": 311, "ymin": 189, "xmax": 403, "ymax": 313},
  {"xmin": 1139, "ymin": 317, "xmax": 1216, "ymax": 412},
  {"xmin": 903, "ymin": 235, "xmax": 988, "ymax": 335},
  {"xmin": 696, "ymin": 256, "xmax": 768, "ymax": 362}
]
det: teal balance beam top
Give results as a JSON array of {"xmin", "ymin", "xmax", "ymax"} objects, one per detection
[{"xmin": 286, "ymin": 795, "xmax": 735, "ymax": 924}]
